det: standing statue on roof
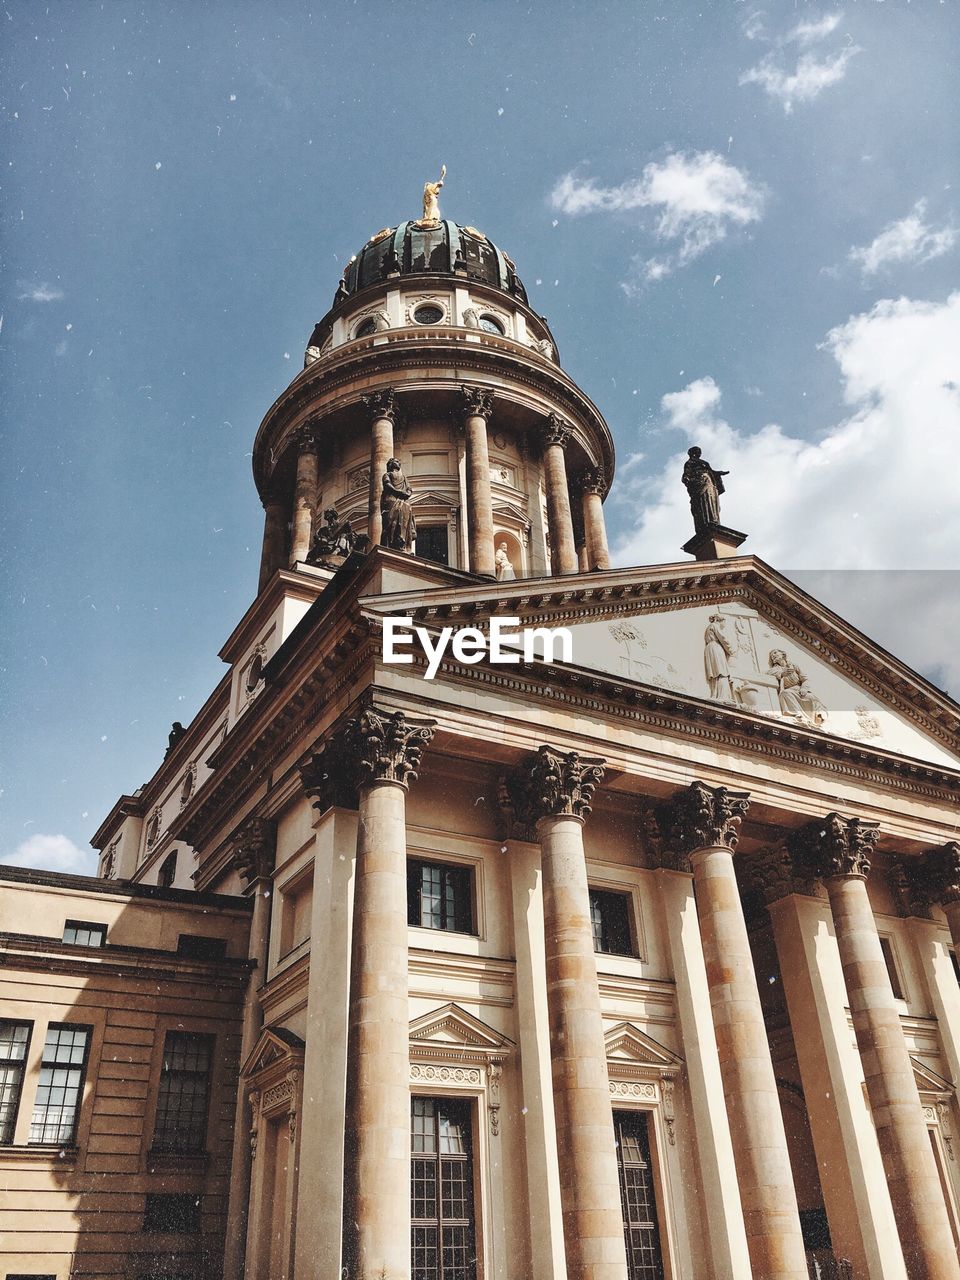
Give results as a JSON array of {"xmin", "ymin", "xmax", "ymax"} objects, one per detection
[
  {"xmin": 682, "ymin": 446, "xmax": 729, "ymax": 534},
  {"xmin": 421, "ymin": 165, "xmax": 446, "ymax": 224}
]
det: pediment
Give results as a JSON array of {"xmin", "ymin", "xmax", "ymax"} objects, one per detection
[
  {"xmin": 562, "ymin": 595, "xmax": 960, "ymax": 769},
  {"xmin": 242, "ymin": 1025, "xmax": 305, "ymax": 1080},
  {"xmin": 604, "ymin": 1022, "xmax": 683, "ymax": 1076},
  {"xmin": 409, "ymin": 1003, "xmax": 513, "ymax": 1056},
  {"xmin": 491, "ymin": 501, "xmax": 529, "ymax": 525},
  {"xmin": 409, "ymin": 490, "xmax": 458, "ymax": 509},
  {"xmin": 912, "ymin": 1055, "xmax": 954, "ymax": 1097}
]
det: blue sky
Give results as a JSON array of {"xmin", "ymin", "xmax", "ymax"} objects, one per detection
[{"xmin": 1, "ymin": 1, "xmax": 958, "ymax": 874}]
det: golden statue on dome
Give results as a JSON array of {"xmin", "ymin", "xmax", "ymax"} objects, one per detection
[{"xmin": 419, "ymin": 165, "xmax": 446, "ymax": 225}]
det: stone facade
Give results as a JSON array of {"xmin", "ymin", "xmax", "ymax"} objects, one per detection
[{"xmin": 2, "ymin": 211, "xmax": 960, "ymax": 1280}]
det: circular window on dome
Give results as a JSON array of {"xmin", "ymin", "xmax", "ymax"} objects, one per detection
[
  {"xmin": 478, "ymin": 314, "xmax": 505, "ymax": 335},
  {"xmin": 413, "ymin": 304, "xmax": 444, "ymax": 325},
  {"xmin": 354, "ymin": 318, "xmax": 377, "ymax": 339}
]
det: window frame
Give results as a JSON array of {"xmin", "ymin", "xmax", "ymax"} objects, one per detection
[
  {"xmin": 150, "ymin": 1030, "xmax": 215, "ymax": 1156},
  {"xmin": 0, "ymin": 1019, "xmax": 33, "ymax": 1145},
  {"xmin": 410, "ymin": 1094, "xmax": 478, "ymax": 1280},
  {"xmin": 588, "ymin": 886, "xmax": 638, "ymax": 959},
  {"xmin": 62, "ymin": 920, "xmax": 107, "ymax": 948},
  {"xmin": 28, "ymin": 1022, "xmax": 92, "ymax": 1147},
  {"xmin": 613, "ymin": 1107, "xmax": 667, "ymax": 1280},
  {"xmin": 878, "ymin": 933, "xmax": 906, "ymax": 1001},
  {"xmin": 407, "ymin": 858, "xmax": 475, "ymax": 936}
]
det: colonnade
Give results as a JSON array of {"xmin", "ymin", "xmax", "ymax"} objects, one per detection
[
  {"xmin": 256, "ymin": 385, "xmax": 611, "ymax": 585},
  {"xmin": 230, "ymin": 711, "xmax": 960, "ymax": 1280}
]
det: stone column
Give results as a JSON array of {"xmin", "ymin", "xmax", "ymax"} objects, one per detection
[
  {"xmin": 258, "ymin": 487, "xmax": 288, "ymax": 591},
  {"xmin": 910, "ymin": 841, "xmax": 960, "ymax": 956},
  {"xmin": 223, "ymin": 818, "xmax": 277, "ymax": 1280},
  {"xmin": 905, "ymin": 843, "xmax": 960, "ymax": 1098},
  {"xmin": 659, "ymin": 782, "xmax": 808, "ymax": 1279},
  {"xmin": 363, "ymin": 388, "xmax": 397, "ymax": 547},
  {"xmin": 580, "ymin": 469, "xmax": 611, "ymax": 571},
  {"xmin": 460, "ymin": 385, "xmax": 496, "ymax": 577},
  {"xmin": 751, "ymin": 847, "xmax": 906, "ymax": 1280},
  {"xmin": 503, "ymin": 746, "xmax": 628, "ymax": 1280},
  {"xmin": 540, "ymin": 414, "xmax": 578, "ymax": 576},
  {"xmin": 337, "ymin": 706, "xmax": 435, "ymax": 1280},
  {"xmin": 289, "ymin": 428, "xmax": 320, "ymax": 566},
  {"xmin": 793, "ymin": 816, "xmax": 960, "ymax": 1280}
]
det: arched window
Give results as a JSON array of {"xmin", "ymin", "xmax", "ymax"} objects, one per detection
[
  {"xmin": 354, "ymin": 317, "xmax": 377, "ymax": 339},
  {"xmin": 478, "ymin": 314, "xmax": 504, "ymax": 335}
]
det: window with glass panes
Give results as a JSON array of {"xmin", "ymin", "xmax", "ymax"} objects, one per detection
[
  {"xmin": 411, "ymin": 1096, "xmax": 477, "ymax": 1280},
  {"xmin": 29, "ymin": 1024, "xmax": 90, "ymax": 1144},
  {"xmin": 407, "ymin": 861, "xmax": 473, "ymax": 934},
  {"xmin": 62, "ymin": 920, "xmax": 106, "ymax": 947},
  {"xmin": 152, "ymin": 1032, "xmax": 213, "ymax": 1153},
  {"xmin": 590, "ymin": 889, "xmax": 634, "ymax": 956},
  {"xmin": 614, "ymin": 1110, "xmax": 665, "ymax": 1280},
  {"xmin": 0, "ymin": 1020, "xmax": 31, "ymax": 1144}
]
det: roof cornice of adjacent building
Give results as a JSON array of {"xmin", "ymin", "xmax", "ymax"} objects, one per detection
[
  {"xmin": 90, "ymin": 792, "xmax": 146, "ymax": 850},
  {"xmin": 0, "ymin": 863, "xmax": 253, "ymax": 911},
  {"xmin": 0, "ymin": 931, "xmax": 253, "ymax": 984}
]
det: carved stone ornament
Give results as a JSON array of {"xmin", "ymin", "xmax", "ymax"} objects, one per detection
[
  {"xmin": 292, "ymin": 424, "xmax": 320, "ymax": 455},
  {"xmin": 230, "ymin": 816, "xmax": 277, "ymax": 885},
  {"xmin": 540, "ymin": 412, "xmax": 571, "ymax": 451},
  {"xmin": 738, "ymin": 844, "xmax": 817, "ymax": 908},
  {"xmin": 580, "ymin": 467, "xmax": 607, "ymax": 499},
  {"xmin": 790, "ymin": 812, "xmax": 880, "ymax": 881},
  {"xmin": 361, "ymin": 387, "xmax": 397, "ymax": 423},
  {"xmin": 658, "ymin": 780, "xmax": 750, "ymax": 857},
  {"xmin": 460, "ymin": 384, "xmax": 495, "ymax": 419},
  {"xmin": 906, "ymin": 841, "xmax": 960, "ymax": 909},
  {"xmin": 301, "ymin": 705, "xmax": 436, "ymax": 809},
  {"xmin": 500, "ymin": 744, "xmax": 606, "ymax": 835}
]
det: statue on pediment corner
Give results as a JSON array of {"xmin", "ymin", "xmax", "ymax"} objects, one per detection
[{"xmin": 682, "ymin": 446, "xmax": 728, "ymax": 533}]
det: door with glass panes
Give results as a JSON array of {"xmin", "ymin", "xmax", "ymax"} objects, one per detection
[
  {"xmin": 411, "ymin": 1096, "xmax": 477, "ymax": 1280},
  {"xmin": 614, "ymin": 1109, "xmax": 665, "ymax": 1280}
]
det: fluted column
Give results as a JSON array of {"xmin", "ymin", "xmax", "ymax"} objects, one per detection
[
  {"xmin": 660, "ymin": 782, "xmax": 808, "ymax": 1279},
  {"xmin": 503, "ymin": 747, "xmax": 627, "ymax": 1280},
  {"xmin": 363, "ymin": 389, "xmax": 397, "ymax": 547},
  {"xmin": 580, "ymin": 469, "xmax": 611, "ymax": 571},
  {"xmin": 223, "ymin": 819, "xmax": 277, "ymax": 1280},
  {"xmin": 289, "ymin": 428, "xmax": 320, "ymax": 566},
  {"xmin": 331, "ymin": 706, "xmax": 435, "ymax": 1280},
  {"xmin": 793, "ymin": 816, "xmax": 960, "ymax": 1280},
  {"xmin": 258, "ymin": 487, "xmax": 288, "ymax": 590},
  {"xmin": 540, "ymin": 414, "xmax": 578, "ymax": 575},
  {"xmin": 460, "ymin": 385, "xmax": 496, "ymax": 576}
]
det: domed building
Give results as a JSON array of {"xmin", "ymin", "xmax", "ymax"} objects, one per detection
[{"xmin": 3, "ymin": 182, "xmax": 960, "ymax": 1280}]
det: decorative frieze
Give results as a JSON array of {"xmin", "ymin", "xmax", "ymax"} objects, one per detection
[
  {"xmin": 499, "ymin": 743, "xmax": 605, "ymax": 835},
  {"xmin": 790, "ymin": 812, "xmax": 880, "ymax": 881}
]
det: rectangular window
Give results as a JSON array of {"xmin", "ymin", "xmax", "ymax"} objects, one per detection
[
  {"xmin": 408, "ymin": 861, "xmax": 473, "ymax": 934},
  {"xmin": 411, "ymin": 1096, "xmax": 477, "ymax": 1280},
  {"xmin": 29, "ymin": 1024, "xmax": 90, "ymax": 1144},
  {"xmin": 176, "ymin": 934, "xmax": 227, "ymax": 960},
  {"xmin": 152, "ymin": 1032, "xmax": 214, "ymax": 1154},
  {"xmin": 614, "ymin": 1110, "xmax": 665, "ymax": 1280},
  {"xmin": 416, "ymin": 525, "xmax": 450, "ymax": 566},
  {"xmin": 62, "ymin": 920, "xmax": 107, "ymax": 947},
  {"xmin": 879, "ymin": 936, "xmax": 905, "ymax": 1000},
  {"xmin": 142, "ymin": 1192, "xmax": 202, "ymax": 1233},
  {"xmin": 590, "ymin": 889, "xmax": 635, "ymax": 957},
  {"xmin": 0, "ymin": 1021, "xmax": 31, "ymax": 1144}
]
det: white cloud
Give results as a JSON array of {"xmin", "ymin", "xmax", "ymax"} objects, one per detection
[
  {"xmin": 551, "ymin": 152, "xmax": 765, "ymax": 285},
  {"xmin": 613, "ymin": 292, "xmax": 960, "ymax": 578},
  {"xmin": 849, "ymin": 201, "xmax": 957, "ymax": 278},
  {"xmin": 739, "ymin": 11, "xmax": 860, "ymax": 112},
  {"xmin": 1, "ymin": 833, "xmax": 96, "ymax": 876},
  {"xmin": 17, "ymin": 281, "xmax": 65, "ymax": 303}
]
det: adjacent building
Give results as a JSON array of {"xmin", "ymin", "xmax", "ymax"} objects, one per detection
[{"xmin": 3, "ymin": 193, "xmax": 960, "ymax": 1280}]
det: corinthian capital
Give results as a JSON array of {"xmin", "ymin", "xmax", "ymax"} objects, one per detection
[
  {"xmin": 580, "ymin": 467, "xmax": 607, "ymax": 498},
  {"xmin": 907, "ymin": 841, "xmax": 960, "ymax": 908},
  {"xmin": 658, "ymin": 780, "xmax": 750, "ymax": 856},
  {"xmin": 230, "ymin": 816, "xmax": 276, "ymax": 885},
  {"xmin": 790, "ymin": 812, "xmax": 879, "ymax": 881},
  {"xmin": 292, "ymin": 423, "xmax": 321, "ymax": 455},
  {"xmin": 540, "ymin": 413, "xmax": 571, "ymax": 451},
  {"xmin": 500, "ymin": 745, "xmax": 605, "ymax": 834},
  {"xmin": 361, "ymin": 388, "xmax": 397, "ymax": 423},
  {"xmin": 300, "ymin": 705, "xmax": 436, "ymax": 808},
  {"xmin": 459, "ymin": 384, "xmax": 494, "ymax": 419}
]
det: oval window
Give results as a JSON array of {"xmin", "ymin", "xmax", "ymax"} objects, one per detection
[
  {"xmin": 354, "ymin": 318, "xmax": 376, "ymax": 339},
  {"xmin": 478, "ymin": 314, "xmax": 504, "ymax": 335},
  {"xmin": 246, "ymin": 653, "xmax": 263, "ymax": 694},
  {"xmin": 413, "ymin": 304, "xmax": 444, "ymax": 325}
]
